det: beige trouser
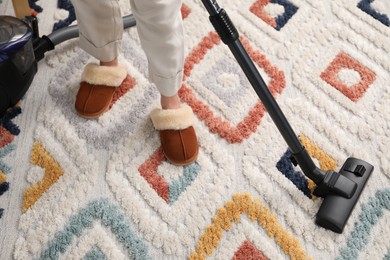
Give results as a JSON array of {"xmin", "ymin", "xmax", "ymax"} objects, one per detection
[{"xmin": 71, "ymin": 0, "xmax": 184, "ymax": 97}]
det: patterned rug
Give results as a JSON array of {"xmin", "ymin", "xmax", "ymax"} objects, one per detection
[{"xmin": 1, "ymin": 0, "xmax": 390, "ymax": 259}]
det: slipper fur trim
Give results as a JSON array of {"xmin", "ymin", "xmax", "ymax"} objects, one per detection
[
  {"xmin": 150, "ymin": 104, "xmax": 194, "ymax": 130},
  {"xmin": 81, "ymin": 63, "xmax": 127, "ymax": 87}
]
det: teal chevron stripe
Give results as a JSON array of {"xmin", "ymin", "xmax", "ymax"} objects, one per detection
[
  {"xmin": 169, "ymin": 162, "xmax": 201, "ymax": 204},
  {"xmin": 83, "ymin": 245, "xmax": 107, "ymax": 260},
  {"xmin": 40, "ymin": 198, "xmax": 150, "ymax": 260},
  {"xmin": 337, "ymin": 188, "xmax": 390, "ymax": 260}
]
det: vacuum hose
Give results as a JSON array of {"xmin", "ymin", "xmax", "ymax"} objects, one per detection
[{"xmin": 34, "ymin": 14, "xmax": 136, "ymax": 62}]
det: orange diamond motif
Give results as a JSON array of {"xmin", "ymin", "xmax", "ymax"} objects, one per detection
[
  {"xmin": 180, "ymin": 32, "xmax": 286, "ymax": 143},
  {"xmin": 320, "ymin": 52, "xmax": 376, "ymax": 102}
]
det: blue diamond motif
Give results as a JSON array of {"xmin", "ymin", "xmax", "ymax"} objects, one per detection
[{"xmin": 358, "ymin": 0, "xmax": 390, "ymax": 27}]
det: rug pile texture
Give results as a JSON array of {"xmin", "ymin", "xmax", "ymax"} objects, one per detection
[{"xmin": 0, "ymin": 0, "xmax": 390, "ymax": 259}]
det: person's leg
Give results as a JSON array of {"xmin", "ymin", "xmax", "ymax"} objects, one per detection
[
  {"xmin": 70, "ymin": 0, "xmax": 127, "ymax": 118},
  {"xmin": 130, "ymin": 0, "xmax": 198, "ymax": 165},
  {"xmin": 129, "ymin": 0, "xmax": 184, "ymax": 110},
  {"xmin": 71, "ymin": 0, "xmax": 123, "ymax": 63}
]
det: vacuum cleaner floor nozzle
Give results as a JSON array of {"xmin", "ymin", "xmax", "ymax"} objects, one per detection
[{"xmin": 315, "ymin": 157, "xmax": 373, "ymax": 233}]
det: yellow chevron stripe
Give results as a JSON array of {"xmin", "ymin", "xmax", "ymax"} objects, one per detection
[
  {"xmin": 189, "ymin": 193, "xmax": 312, "ymax": 260},
  {"xmin": 299, "ymin": 134, "xmax": 337, "ymax": 197},
  {"xmin": 23, "ymin": 141, "xmax": 63, "ymax": 212},
  {"xmin": 0, "ymin": 171, "xmax": 6, "ymax": 183},
  {"xmin": 299, "ymin": 134, "xmax": 337, "ymax": 172}
]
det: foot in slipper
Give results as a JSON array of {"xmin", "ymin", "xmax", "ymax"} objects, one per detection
[
  {"xmin": 75, "ymin": 63, "xmax": 127, "ymax": 119},
  {"xmin": 150, "ymin": 104, "xmax": 199, "ymax": 166}
]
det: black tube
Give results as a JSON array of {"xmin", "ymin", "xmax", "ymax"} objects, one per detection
[
  {"xmin": 202, "ymin": 0, "xmax": 302, "ymax": 152},
  {"xmin": 200, "ymin": 0, "xmax": 373, "ymax": 235},
  {"xmin": 201, "ymin": 0, "xmax": 325, "ymax": 183},
  {"xmin": 209, "ymin": 9, "xmax": 239, "ymax": 45},
  {"xmin": 228, "ymin": 40, "xmax": 303, "ymax": 153},
  {"xmin": 292, "ymin": 148, "xmax": 324, "ymax": 184},
  {"xmin": 202, "ymin": 0, "xmax": 221, "ymax": 15},
  {"xmin": 47, "ymin": 24, "xmax": 79, "ymax": 46},
  {"xmin": 34, "ymin": 35, "xmax": 55, "ymax": 62}
]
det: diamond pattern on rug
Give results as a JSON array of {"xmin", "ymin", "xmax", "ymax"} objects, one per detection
[
  {"xmin": 320, "ymin": 51, "xmax": 376, "ymax": 102},
  {"xmin": 40, "ymin": 198, "xmax": 150, "ymax": 259},
  {"xmin": 138, "ymin": 147, "xmax": 201, "ymax": 205},
  {"xmin": 189, "ymin": 193, "xmax": 310, "ymax": 259},
  {"xmin": 276, "ymin": 149, "xmax": 313, "ymax": 198},
  {"xmin": 47, "ymin": 40, "xmax": 159, "ymax": 149},
  {"xmin": 276, "ymin": 134, "xmax": 337, "ymax": 199},
  {"xmin": 235, "ymin": 0, "xmax": 326, "ymax": 56},
  {"xmin": 4, "ymin": 0, "xmax": 390, "ymax": 259},
  {"xmin": 13, "ymin": 98, "xmax": 104, "ymax": 259},
  {"xmin": 242, "ymin": 116, "xmax": 350, "ymax": 251},
  {"xmin": 299, "ymin": 134, "xmax": 337, "ymax": 172},
  {"xmin": 250, "ymin": 0, "xmax": 299, "ymax": 30},
  {"xmin": 106, "ymin": 118, "xmax": 236, "ymax": 254},
  {"xmin": 284, "ymin": 22, "xmax": 387, "ymax": 127},
  {"xmin": 357, "ymin": 0, "xmax": 390, "ymax": 26},
  {"xmin": 181, "ymin": 32, "xmax": 286, "ymax": 143},
  {"xmin": 64, "ymin": 224, "xmax": 128, "ymax": 259}
]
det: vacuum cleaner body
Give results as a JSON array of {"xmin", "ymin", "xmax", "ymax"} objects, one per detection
[{"xmin": 0, "ymin": 16, "xmax": 37, "ymax": 117}]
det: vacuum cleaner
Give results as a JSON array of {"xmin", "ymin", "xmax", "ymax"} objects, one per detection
[
  {"xmin": 201, "ymin": 0, "xmax": 373, "ymax": 233},
  {"xmin": 0, "ymin": 16, "xmax": 37, "ymax": 116},
  {"xmin": 0, "ymin": 15, "xmax": 136, "ymax": 117},
  {"xmin": 0, "ymin": 0, "xmax": 372, "ymax": 233}
]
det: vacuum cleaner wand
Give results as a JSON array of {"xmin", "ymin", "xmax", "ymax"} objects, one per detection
[{"xmin": 200, "ymin": 0, "xmax": 373, "ymax": 233}]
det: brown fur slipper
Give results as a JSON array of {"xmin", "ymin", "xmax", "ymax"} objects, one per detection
[
  {"xmin": 75, "ymin": 63, "xmax": 127, "ymax": 119},
  {"xmin": 150, "ymin": 104, "xmax": 199, "ymax": 166}
]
